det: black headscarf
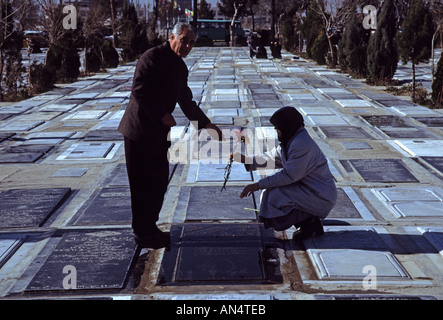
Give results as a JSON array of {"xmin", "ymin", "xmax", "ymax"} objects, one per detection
[{"xmin": 270, "ymin": 106, "xmax": 304, "ymax": 148}]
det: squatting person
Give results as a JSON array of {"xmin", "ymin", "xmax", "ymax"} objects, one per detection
[
  {"xmin": 118, "ymin": 23, "xmax": 223, "ymax": 249},
  {"xmin": 234, "ymin": 107, "xmax": 337, "ymax": 240}
]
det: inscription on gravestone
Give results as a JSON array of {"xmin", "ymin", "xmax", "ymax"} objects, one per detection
[
  {"xmin": 26, "ymin": 229, "xmax": 136, "ymax": 291},
  {"xmin": 348, "ymin": 159, "xmax": 419, "ymax": 183},
  {"xmin": 0, "ymin": 188, "xmax": 71, "ymax": 228}
]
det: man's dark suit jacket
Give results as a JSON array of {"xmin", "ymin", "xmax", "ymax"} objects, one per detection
[{"xmin": 118, "ymin": 41, "xmax": 210, "ymax": 145}]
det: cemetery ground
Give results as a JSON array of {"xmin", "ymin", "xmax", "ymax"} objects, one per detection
[{"xmin": 0, "ymin": 46, "xmax": 443, "ymax": 301}]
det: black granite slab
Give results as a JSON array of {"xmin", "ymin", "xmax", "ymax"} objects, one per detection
[
  {"xmin": 361, "ymin": 115, "xmax": 410, "ymax": 128},
  {"xmin": 186, "ymin": 186, "xmax": 256, "ymax": 221},
  {"xmin": 328, "ymin": 188, "xmax": 363, "ymax": 219},
  {"xmin": 0, "ymin": 188, "xmax": 71, "ymax": 228},
  {"xmin": 348, "ymin": 159, "xmax": 419, "ymax": 183},
  {"xmin": 25, "ymin": 229, "xmax": 137, "ymax": 292},
  {"xmin": 71, "ymin": 187, "xmax": 131, "ymax": 226},
  {"xmin": 158, "ymin": 224, "xmax": 282, "ymax": 285},
  {"xmin": 0, "ymin": 145, "xmax": 54, "ymax": 163},
  {"xmin": 420, "ymin": 156, "xmax": 443, "ymax": 177},
  {"xmin": 84, "ymin": 130, "xmax": 123, "ymax": 141}
]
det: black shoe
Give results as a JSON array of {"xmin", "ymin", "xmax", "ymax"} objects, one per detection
[
  {"xmin": 134, "ymin": 230, "xmax": 170, "ymax": 249},
  {"xmin": 292, "ymin": 217, "xmax": 324, "ymax": 241}
]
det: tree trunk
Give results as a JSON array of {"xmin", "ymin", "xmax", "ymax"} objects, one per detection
[
  {"xmin": 327, "ymin": 35, "xmax": 335, "ymax": 67},
  {"xmin": 110, "ymin": 0, "xmax": 117, "ymax": 48},
  {"xmin": 412, "ymin": 62, "xmax": 416, "ymax": 100}
]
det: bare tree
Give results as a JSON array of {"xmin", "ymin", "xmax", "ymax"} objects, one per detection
[
  {"xmin": 431, "ymin": 0, "xmax": 443, "ymax": 82},
  {"xmin": 311, "ymin": 0, "xmax": 361, "ymax": 67}
]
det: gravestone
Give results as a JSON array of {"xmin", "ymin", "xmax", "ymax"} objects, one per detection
[
  {"xmin": 185, "ymin": 186, "xmax": 256, "ymax": 221},
  {"xmin": 0, "ymin": 188, "xmax": 71, "ymax": 228},
  {"xmin": 84, "ymin": 130, "xmax": 123, "ymax": 141},
  {"xmin": 0, "ymin": 145, "xmax": 54, "ymax": 163},
  {"xmin": 61, "ymin": 142, "xmax": 116, "ymax": 160},
  {"xmin": 420, "ymin": 157, "xmax": 443, "ymax": 176},
  {"xmin": 348, "ymin": 159, "xmax": 419, "ymax": 183},
  {"xmin": 372, "ymin": 187, "xmax": 443, "ymax": 218},
  {"xmin": 71, "ymin": 187, "xmax": 131, "ymax": 226},
  {"xmin": 0, "ymin": 120, "xmax": 44, "ymax": 132},
  {"xmin": 308, "ymin": 249, "xmax": 410, "ymax": 280},
  {"xmin": 340, "ymin": 142, "xmax": 372, "ymax": 150},
  {"xmin": 379, "ymin": 127, "xmax": 430, "ymax": 139},
  {"xmin": 328, "ymin": 188, "xmax": 366, "ymax": 219},
  {"xmin": 318, "ymin": 126, "xmax": 372, "ymax": 139},
  {"xmin": 158, "ymin": 224, "xmax": 282, "ymax": 285},
  {"xmin": 187, "ymin": 161, "xmax": 254, "ymax": 183},
  {"xmin": 413, "ymin": 117, "xmax": 443, "ymax": 127},
  {"xmin": 0, "ymin": 234, "xmax": 28, "ymax": 268},
  {"xmin": 51, "ymin": 167, "xmax": 89, "ymax": 178},
  {"xmin": 336, "ymin": 99, "xmax": 373, "ymax": 108},
  {"xmin": 361, "ymin": 115, "xmax": 410, "ymax": 128},
  {"xmin": 393, "ymin": 140, "xmax": 443, "ymax": 157},
  {"xmin": 26, "ymin": 229, "xmax": 136, "ymax": 291}
]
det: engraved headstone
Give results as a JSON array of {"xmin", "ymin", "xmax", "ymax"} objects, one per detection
[
  {"xmin": 26, "ymin": 229, "xmax": 136, "ymax": 291},
  {"xmin": 186, "ymin": 186, "xmax": 256, "ymax": 221},
  {"xmin": 413, "ymin": 117, "xmax": 443, "ymax": 127},
  {"xmin": 348, "ymin": 159, "xmax": 419, "ymax": 183},
  {"xmin": 60, "ymin": 142, "xmax": 116, "ymax": 160},
  {"xmin": 0, "ymin": 188, "xmax": 71, "ymax": 228},
  {"xmin": 361, "ymin": 115, "xmax": 410, "ymax": 128}
]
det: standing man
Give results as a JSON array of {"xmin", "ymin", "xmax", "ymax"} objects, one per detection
[{"xmin": 119, "ymin": 23, "xmax": 223, "ymax": 248}]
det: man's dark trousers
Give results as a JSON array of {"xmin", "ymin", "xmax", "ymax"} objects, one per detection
[{"xmin": 124, "ymin": 136, "xmax": 169, "ymax": 237}]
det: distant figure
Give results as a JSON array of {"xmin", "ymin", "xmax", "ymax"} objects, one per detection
[
  {"xmin": 271, "ymin": 39, "xmax": 282, "ymax": 59},
  {"xmin": 234, "ymin": 107, "xmax": 337, "ymax": 240},
  {"xmin": 256, "ymin": 38, "xmax": 268, "ymax": 59},
  {"xmin": 247, "ymin": 32, "xmax": 256, "ymax": 58}
]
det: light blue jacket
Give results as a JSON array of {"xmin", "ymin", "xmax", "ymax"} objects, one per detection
[{"xmin": 247, "ymin": 127, "xmax": 337, "ymax": 219}]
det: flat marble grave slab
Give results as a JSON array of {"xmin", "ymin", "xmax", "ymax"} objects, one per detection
[
  {"xmin": 185, "ymin": 186, "xmax": 256, "ymax": 221},
  {"xmin": 71, "ymin": 187, "xmax": 131, "ymax": 226},
  {"xmin": 361, "ymin": 115, "xmax": 410, "ymax": 128},
  {"xmin": 390, "ymin": 140, "xmax": 443, "ymax": 157},
  {"xmin": 303, "ymin": 227, "xmax": 410, "ymax": 280},
  {"xmin": 25, "ymin": 229, "xmax": 136, "ymax": 291},
  {"xmin": 57, "ymin": 142, "xmax": 120, "ymax": 160},
  {"xmin": 343, "ymin": 159, "xmax": 419, "ymax": 183},
  {"xmin": 158, "ymin": 224, "xmax": 282, "ymax": 285},
  {"xmin": 0, "ymin": 145, "xmax": 54, "ymax": 163},
  {"xmin": 0, "ymin": 188, "xmax": 71, "ymax": 228},
  {"xmin": 413, "ymin": 117, "xmax": 443, "ymax": 127},
  {"xmin": 187, "ymin": 160, "xmax": 257, "ymax": 183},
  {"xmin": 371, "ymin": 187, "xmax": 443, "ymax": 218}
]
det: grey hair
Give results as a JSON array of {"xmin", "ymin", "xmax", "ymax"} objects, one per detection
[{"xmin": 172, "ymin": 22, "xmax": 193, "ymax": 38}]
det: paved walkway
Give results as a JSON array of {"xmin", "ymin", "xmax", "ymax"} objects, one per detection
[{"xmin": 0, "ymin": 47, "xmax": 443, "ymax": 300}]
